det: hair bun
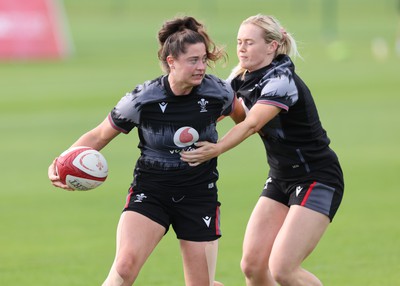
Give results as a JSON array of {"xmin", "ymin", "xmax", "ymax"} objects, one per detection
[{"xmin": 158, "ymin": 16, "xmax": 202, "ymax": 45}]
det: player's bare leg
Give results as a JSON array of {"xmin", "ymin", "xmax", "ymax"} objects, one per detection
[
  {"xmin": 180, "ymin": 239, "xmax": 220, "ymax": 286},
  {"xmin": 269, "ymin": 205, "xmax": 330, "ymax": 286},
  {"xmin": 241, "ymin": 197, "xmax": 288, "ymax": 286},
  {"xmin": 102, "ymin": 211, "xmax": 165, "ymax": 286}
]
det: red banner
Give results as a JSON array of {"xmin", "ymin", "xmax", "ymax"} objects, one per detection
[{"xmin": 0, "ymin": 0, "xmax": 73, "ymax": 59}]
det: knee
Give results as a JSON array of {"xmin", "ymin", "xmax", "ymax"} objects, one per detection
[
  {"xmin": 113, "ymin": 257, "xmax": 139, "ymax": 284},
  {"xmin": 269, "ymin": 260, "xmax": 293, "ymax": 285},
  {"xmin": 240, "ymin": 254, "xmax": 267, "ymax": 279},
  {"xmin": 271, "ymin": 270, "xmax": 289, "ymax": 286}
]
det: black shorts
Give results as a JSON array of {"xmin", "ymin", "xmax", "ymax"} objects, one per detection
[
  {"xmin": 261, "ymin": 162, "xmax": 344, "ymax": 221},
  {"xmin": 123, "ymin": 182, "xmax": 221, "ymax": 242}
]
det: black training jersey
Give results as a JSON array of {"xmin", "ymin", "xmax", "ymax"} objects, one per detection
[
  {"xmin": 109, "ymin": 74, "xmax": 234, "ymax": 188},
  {"xmin": 231, "ymin": 55, "xmax": 339, "ymax": 179}
]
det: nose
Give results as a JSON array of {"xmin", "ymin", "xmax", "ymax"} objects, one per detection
[
  {"xmin": 197, "ymin": 59, "xmax": 207, "ymax": 70},
  {"xmin": 238, "ymin": 42, "xmax": 246, "ymax": 52}
]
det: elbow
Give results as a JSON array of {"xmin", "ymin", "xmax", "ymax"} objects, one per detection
[
  {"xmin": 244, "ymin": 124, "xmax": 260, "ymax": 137},
  {"xmin": 245, "ymin": 118, "xmax": 265, "ymax": 136},
  {"xmin": 246, "ymin": 118, "xmax": 262, "ymax": 134},
  {"xmin": 237, "ymin": 117, "xmax": 264, "ymax": 139},
  {"xmin": 249, "ymin": 126, "xmax": 260, "ymax": 135}
]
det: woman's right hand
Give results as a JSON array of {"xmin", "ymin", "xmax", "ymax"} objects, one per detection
[
  {"xmin": 180, "ymin": 141, "xmax": 221, "ymax": 166},
  {"xmin": 48, "ymin": 158, "xmax": 74, "ymax": 191}
]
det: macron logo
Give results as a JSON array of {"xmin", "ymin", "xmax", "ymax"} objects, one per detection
[
  {"xmin": 295, "ymin": 186, "xmax": 303, "ymax": 197},
  {"xmin": 202, "ymin": 216, "xmax": 211, "ymax": 228},
  {"xmin": 159, "ymin": 102, "xmax": 167, "ymax": 113}
]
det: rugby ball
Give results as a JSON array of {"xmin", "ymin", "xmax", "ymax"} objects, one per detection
[{"xmin": 56, "ymin": 146, "xmax": 108, "ymax": 191}]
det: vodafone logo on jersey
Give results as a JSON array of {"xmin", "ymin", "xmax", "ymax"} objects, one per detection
[{"xmin": 173, "ymin": 127, "xmax": 199, "ymax": 147}]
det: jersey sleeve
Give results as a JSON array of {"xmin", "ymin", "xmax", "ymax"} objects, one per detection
[
  {"xmin": 198, "ymin": 75, "xmax": 235, "ymax": 116},
  {"xmin": 258, "ymin": 74, "xmax": 298, "ymax": 112},
  {"xmin": 108, "ymin": 92, "xmax": 140, "ymax": 134},
  {"xmin": 221, "ymin": 80, "xmax": 235, "ymax": 116}
]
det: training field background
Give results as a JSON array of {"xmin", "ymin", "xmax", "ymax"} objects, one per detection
[{"xmin": 1, "ymin": 0, "xmax": 399, "ymax": 285}]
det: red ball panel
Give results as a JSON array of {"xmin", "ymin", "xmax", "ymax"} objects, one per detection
[{"xmin": 56, "ymin": 146, "xmax": 108, "ymax": 190}]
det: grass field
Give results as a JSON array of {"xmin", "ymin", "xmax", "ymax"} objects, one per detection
[{"xmin": 1, "ymin": 0, "xmax": 399, "ymax": 285}]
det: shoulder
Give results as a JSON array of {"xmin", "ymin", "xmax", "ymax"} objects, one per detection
[
  {"xmin": 257, "ymin": 56, "xmax": 300, "ymax": 108},
  {"xmin": 198, "ymin": 74, "xmax": 234, "ymax": 100},
  {"xmin": 261, "ymin": 55, "xmax": 294, "ymax": 82},
  {"xmin": 112, "ymin": 76, "xmax": 165, "ymax": 119},
  {"xmin": 127, "ymin": 76, "xmax": 165, "ymax": 103},
  {"xmin": 259, "ymin": 56, "xmax": 297, "ymax": 92}
]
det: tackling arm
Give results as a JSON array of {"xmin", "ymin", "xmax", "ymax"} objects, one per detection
[{"xmin": 181, "ymin": 103, "xmax": 280, "ymax": 165}]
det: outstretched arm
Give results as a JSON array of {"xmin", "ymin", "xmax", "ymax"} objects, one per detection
[
  {"xmin": 69, "ymin": 117, "xmax": 121, "ymax": 150},
  {"xmin": 48, "ymin": 117, "xmax": 120, "ymax": 190},
  {"xmin": 181, "ymin": 104, "xmax": 280, "ymax": 166}
]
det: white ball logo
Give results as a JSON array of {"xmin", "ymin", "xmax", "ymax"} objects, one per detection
[{"xmin": 173, "ymin": 126, "xmax": 199, "ymax": 147}]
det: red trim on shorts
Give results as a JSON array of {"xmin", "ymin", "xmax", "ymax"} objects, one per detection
[
  {"xmin": 301, "ymin": 181, "xmax": 317, "ymax": 206},
  {"xmin": 215, "ymin": 206, "xmax": 221, "ymax": 235},
  {"xmin": 124, "ymin": 187, "xmax": 133, "ymax": 208}
]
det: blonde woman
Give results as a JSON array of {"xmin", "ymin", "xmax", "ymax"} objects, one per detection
[{"xmin": 181, "ymin": 14, "xmax": 344, "ymax": 286}]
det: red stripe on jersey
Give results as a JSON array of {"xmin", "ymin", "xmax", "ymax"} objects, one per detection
[
  {"xmin": 258, "ymin": 100, "xmax": 289, "ymax": 111},
  {"xmin": 301, "ymin": 181, "xmax": 317, "ymax": 206},
  {"xmin": 124, "ymin": 187, "xmax": 134, "ymax": 208}
]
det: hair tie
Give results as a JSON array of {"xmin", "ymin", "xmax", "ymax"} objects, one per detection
[{"xmin": 280, "ymin": 28, "xmax": 287, "ymax": 39}]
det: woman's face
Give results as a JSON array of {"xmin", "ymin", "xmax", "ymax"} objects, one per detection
[
  {"xmin": 168, "ymin": 42, "xmax": 207, "ymax": 94},
  {"xmin": 236, "ymin": 23, "xmax": 274, "ymax": 72}
]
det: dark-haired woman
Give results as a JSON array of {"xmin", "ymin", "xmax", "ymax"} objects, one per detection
[{"xmin": 48, "ymin": 16, "xmax": 244, "ymax": 286}]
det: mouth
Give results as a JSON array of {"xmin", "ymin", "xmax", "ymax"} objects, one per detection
[{"xmin": 193, "ymin": 74, "xmax": 204, "ymax": 80}]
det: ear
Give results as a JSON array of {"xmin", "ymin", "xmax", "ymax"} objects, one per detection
[
  {"xmin": 269, "ymin": 40, "xmax": 279, "ymax": 53},
  {"xmin": 166, "ymin": 55, "xmax": 175, "ymax": 68}
]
